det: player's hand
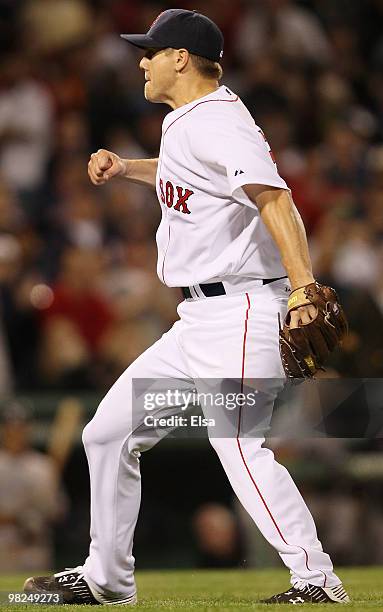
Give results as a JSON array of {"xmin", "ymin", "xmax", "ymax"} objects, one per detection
[
  {"xmin": 289, "ymin": 304, "xmax": 317, "ymax": 329},
  {"xmin": 88, "ymin": 149, "xmax": 126, "ymax": 185}
]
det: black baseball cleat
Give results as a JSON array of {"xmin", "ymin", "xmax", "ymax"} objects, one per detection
[
  {"xmin": 261, "ymin": 583, "xmax": 350, "ymax": 604},
  {"xmin": 23, "ymin": 566, "xmax": 137, "ymax": 605},
  {"xmin": 24, "ymin": 567, "xmax": 99, "ymax": 605}
]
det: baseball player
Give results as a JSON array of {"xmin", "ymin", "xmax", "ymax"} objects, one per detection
[{"xmin": 24, "ymin": 9, "xmax": 349, "ymax": 605}]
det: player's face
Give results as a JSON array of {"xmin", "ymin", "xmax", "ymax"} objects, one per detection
[{"xmin": 139, "ymin": 48, "xmax": 175, "ymax": 103}]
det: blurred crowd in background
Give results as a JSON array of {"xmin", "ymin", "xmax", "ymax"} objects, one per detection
[
  {"xmin": 0, "ymin": 0, "xmax": 383, "ymax": 390},
  {"xmin": 1, "ymin": 0, "xmax": 383, "ymax": 574}
]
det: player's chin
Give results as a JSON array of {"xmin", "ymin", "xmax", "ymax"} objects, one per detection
[{"xmin": 144, "ymin": 82, "xmax": 160, "ymax": 102}]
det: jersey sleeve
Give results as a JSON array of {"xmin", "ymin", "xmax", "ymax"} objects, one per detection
[{"xmin": 188, "ymin": 112, "xmax": 289, "ymax": 197}]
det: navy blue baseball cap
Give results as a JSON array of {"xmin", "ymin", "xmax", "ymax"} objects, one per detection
[{"xmin": 121, "ymin": 9, "xmax": 224, "ymax": 63}]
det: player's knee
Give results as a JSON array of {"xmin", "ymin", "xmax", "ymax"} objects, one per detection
[
  {"xmin": 81, "ymin": 410, "xmax": 118, "ymax": 447},
  {"xmin": 82, "ymin": 418, "xmax": 131, "ymax": 449},
  {"xmin": 82, "ymin": 420, "xmax": 99, "ymax": 447},
  {"xmin": 82, "ymin": 417, "xmax": 144, "ymax": 452},
  {"xmin": 82, "ymin": 394, "xmax": 133, "ymax": 447}
]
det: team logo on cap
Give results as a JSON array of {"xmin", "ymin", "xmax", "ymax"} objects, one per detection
[{"xmin": 150, "ymin": 11, "xmax": 165, "ymax": 29}]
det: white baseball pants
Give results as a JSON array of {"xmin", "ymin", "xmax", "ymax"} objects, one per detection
[{"xmin": 82, "ymin": 279, "xmax": 341, "ymax": 600}]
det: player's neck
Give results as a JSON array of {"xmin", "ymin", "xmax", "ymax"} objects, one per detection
[{"xmin": 168, "ymin": 79, "xmax": 220, "ymax": 110}]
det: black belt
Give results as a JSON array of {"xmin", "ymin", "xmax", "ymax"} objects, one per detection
[{"xmin": 181, "ymin": 276, "xmax": 288, "ymax": 299}]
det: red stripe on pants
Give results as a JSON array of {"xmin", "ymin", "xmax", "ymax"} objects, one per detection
[{"xmin": 236, "ymin": 292, "xmax": 327, "ymax": 588}]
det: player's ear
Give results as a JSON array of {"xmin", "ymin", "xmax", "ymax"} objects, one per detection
[{"xmin": 174, "ymin": 48, "xmax": 190, "ymax": 73}]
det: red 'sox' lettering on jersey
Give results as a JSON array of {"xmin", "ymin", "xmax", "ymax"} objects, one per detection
[
  {"xmin": 174, "ymin": 186, "xmax": 193, "ymax": 214},
  {"xmin": 165, "ymin": 180, "xmax": 174, "ymax": 208},
  {"xmin": 161, "ymin": 179, "xmax": 194, "ymax": 214}
]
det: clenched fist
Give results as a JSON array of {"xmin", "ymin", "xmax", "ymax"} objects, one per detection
[{"xmin": 88, "ymin": 149, "xmax": 126, "ymax": 185}]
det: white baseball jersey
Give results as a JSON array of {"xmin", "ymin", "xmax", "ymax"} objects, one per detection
[{"xmin": 155, "ymin": 85, "xmax": 289, "ymax": 287}]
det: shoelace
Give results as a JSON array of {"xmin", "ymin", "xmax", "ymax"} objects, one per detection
[{"xmin": 54, "ymin": 566, "xmax": 85, "ymax": 587}]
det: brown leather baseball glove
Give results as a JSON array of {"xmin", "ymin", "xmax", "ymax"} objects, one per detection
[{"xmin": 279, "ymin": 282, "xmax": 348, "ymax": 378}]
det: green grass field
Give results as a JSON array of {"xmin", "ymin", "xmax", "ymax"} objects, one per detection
[{"xmin": 0, "ymin": 567, "xmax": 382, "ymax": 611}]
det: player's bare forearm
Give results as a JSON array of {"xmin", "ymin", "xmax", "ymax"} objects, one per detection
[
  {"xmin": 122, "ymin": 158, "xmax": 158, "ymax": 187},
  {"xmin": 88, "ymin": 149, "xmax": 158, "ymax": 189},
  {"xmin": 243, "ymin": 185, "xmax": 315, "ymax": 290}
]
